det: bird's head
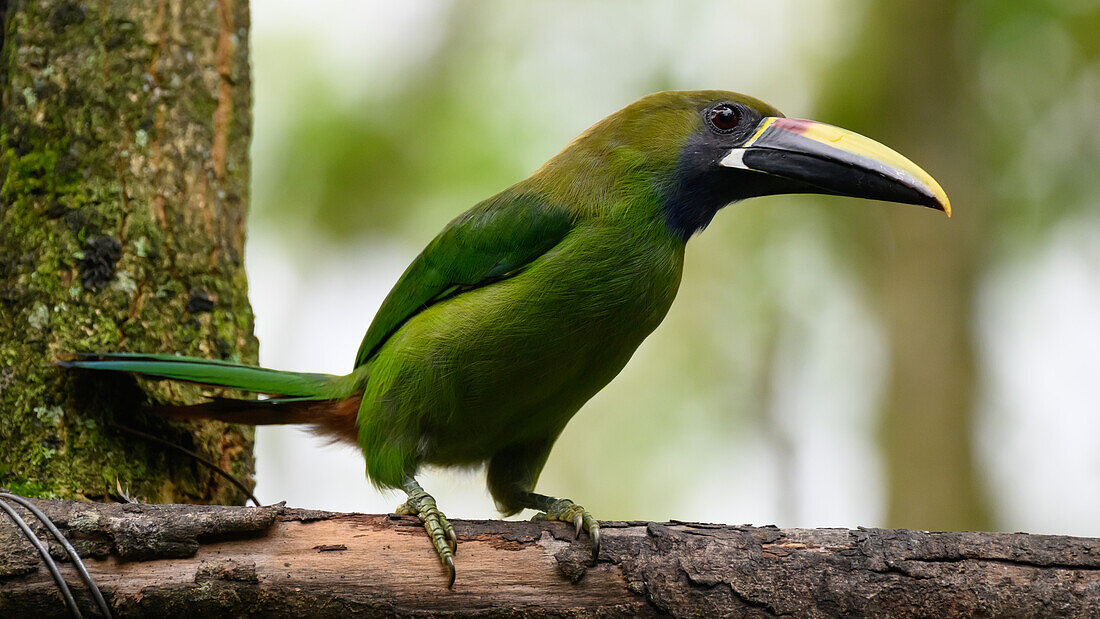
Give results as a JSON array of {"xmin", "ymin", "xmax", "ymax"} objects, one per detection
[{"xmin": 542, "ymin": 90, "xmax": 950, "ymax": 240}]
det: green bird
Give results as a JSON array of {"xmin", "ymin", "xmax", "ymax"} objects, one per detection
[{"xmin": 61, "ymin": 90, "xmax": 949, "ymax": 586}]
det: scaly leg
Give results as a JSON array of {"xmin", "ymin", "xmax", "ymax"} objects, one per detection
[
  {"xmin": 395, "ymin": 477, "xmax": 458, "ymax": 587},
  {"xmin": 485, "ymin": 440, "xmax": 600, "ymax": 559},
  {"xmin": 523, "ymin": 492, "xmax": 600, "ymax": 558}
]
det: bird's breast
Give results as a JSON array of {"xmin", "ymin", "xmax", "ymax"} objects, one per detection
[{"xmin": 365, "ymin": 222, "xmax": 685, "ymax": 463}]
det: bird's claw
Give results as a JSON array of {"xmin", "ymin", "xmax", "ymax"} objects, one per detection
[
  {"xmin": 396, "ymin": 492, "xmax": 458, "ymax": 587},
  {"xmin": 447, "ymin": 525, "xmax": 459, "ymax": 552},
  {"xmin": 533, "ymin": 498, "xmax": 601, "ymax": 559}
]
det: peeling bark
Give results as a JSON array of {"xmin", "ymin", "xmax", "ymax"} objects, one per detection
[
  {"xmin": 1, "ymin": 500, "xmax": 1097, "ymax": 617},
  {"xmin": 0, "ymin": 1, "xmax": 257, "ymax": 503}
]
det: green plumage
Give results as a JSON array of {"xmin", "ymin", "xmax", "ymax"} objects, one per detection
[
  {"xmin": 353, "ymin": 192, "xmax": 574, "ymax": 367},
  {"xmin": 63, "ymin": 353, "xmax": 339, "ymax": 398},
  {"xmin": 63, "ymin": 91, "xmax": 949, "ymax": 582}
]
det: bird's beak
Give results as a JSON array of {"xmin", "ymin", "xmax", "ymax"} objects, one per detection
[{"xmin": 718, "ymin": 117, "xmax": 951, "ymax": 216}]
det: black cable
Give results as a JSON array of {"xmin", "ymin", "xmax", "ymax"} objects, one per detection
[
  {"xmin": 0, "ymin": 497, "xmax": 83, "ymax": 618},
  {"xmin": 110, "ymin": 423, "xmax": 261, "ymax": 507},
  {"xmin": 0, "ymin": 493, "xmax": 112, "ymax": 618}
]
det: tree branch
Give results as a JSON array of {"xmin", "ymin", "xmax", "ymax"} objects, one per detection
[{"xmin": 1, "ymin": 499, "xmax": 1097, "ymax": 617}]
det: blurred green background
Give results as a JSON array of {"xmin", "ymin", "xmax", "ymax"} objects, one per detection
[{"xmin": 247, "ymin": 0, "xmax": 1100, "ymax": 535}]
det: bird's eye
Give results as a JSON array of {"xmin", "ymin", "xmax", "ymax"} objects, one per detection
[{"xmin": 707, "ymin": 104, "xmax": 740, "ymax": 133}]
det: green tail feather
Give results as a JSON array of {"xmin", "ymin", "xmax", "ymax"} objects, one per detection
[{"xmin": 58, "ymin": 352, "xmax": 338, "ymax": 398}]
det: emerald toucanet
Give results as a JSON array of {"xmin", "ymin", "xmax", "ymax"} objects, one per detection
[{"xmin": 61, "ymin": 90, "xmax": 949, "ymax": 586}]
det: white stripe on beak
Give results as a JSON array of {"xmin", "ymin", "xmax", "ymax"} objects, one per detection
[{"xmin": 718, "ymin": 148, "xmax": 749, "ymax": 170}]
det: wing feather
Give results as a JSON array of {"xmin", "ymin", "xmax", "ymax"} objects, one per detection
[{"xmin": 353, "ymin": 191, "xmax": 573, "ymax": 367}]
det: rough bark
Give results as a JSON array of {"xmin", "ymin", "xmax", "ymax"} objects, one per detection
[
  {"xmin": 1, "ymin": 500, "xmax": 1097, "ymax": 617},
  {"xmin": 0, "ymin": 1, "xmax": 257, "ymax": 503}
]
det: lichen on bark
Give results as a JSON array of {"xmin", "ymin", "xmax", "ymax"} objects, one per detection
[{"xmin": 0, "ymin": 0, "xmax": 257, "ymax": 504}]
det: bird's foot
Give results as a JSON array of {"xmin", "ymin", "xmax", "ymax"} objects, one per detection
[
  {"xmin": 532, "ymin": 497, "xmax": 600, "ymax": 558},
  {"xmin": 396, "ymin": 485, "xmax": 458, "ymax": 587}
]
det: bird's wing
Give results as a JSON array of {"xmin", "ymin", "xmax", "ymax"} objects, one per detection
[{"xmin": 354, "ymin": 192, "xmax": 573, "ymax": 367}]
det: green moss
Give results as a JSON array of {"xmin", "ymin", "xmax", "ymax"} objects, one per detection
[
  {"xmin": 1, "ymin": 475, "xmax": 62, "ymax": 500},
  {"xmin": 0, "ymin": 0, "xmax": 258, "ymax": 505}
]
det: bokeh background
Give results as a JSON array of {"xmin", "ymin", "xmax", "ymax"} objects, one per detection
[{"xmin": 246, "ymin": 0, "xmax": 1100, "ymax": 536}]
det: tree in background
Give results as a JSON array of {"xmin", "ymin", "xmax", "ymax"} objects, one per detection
[
  {"xmin": 815, "ymin": 0, "xmax": 1100, "ymax": 530},
  {"xmin": 810, "ymin": 0, "xmax": 992, "ymax": 531}
]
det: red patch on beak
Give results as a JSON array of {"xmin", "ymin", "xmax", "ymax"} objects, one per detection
[{"xmin": 771, "ymin": 118, "xmax": 816, "ymax": 135}]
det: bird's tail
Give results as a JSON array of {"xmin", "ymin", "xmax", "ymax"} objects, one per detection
[{"xmin": 57, "ymin": 352, "xmax": 361, "ymax": 445}]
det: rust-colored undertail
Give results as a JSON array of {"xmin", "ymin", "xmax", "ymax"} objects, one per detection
[{"xmin": 153, "ymin": 396, "xmax": 362, "ymax": 446}]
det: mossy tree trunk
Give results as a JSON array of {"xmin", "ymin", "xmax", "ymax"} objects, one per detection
[{"xmin": 0, "ymin": 0, "xmax": 257, "ymax": 504}]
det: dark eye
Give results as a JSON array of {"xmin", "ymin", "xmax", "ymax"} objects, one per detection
[{"xmin": 707, "ymin": 104, "xmax": 739, "ymax": 133}]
